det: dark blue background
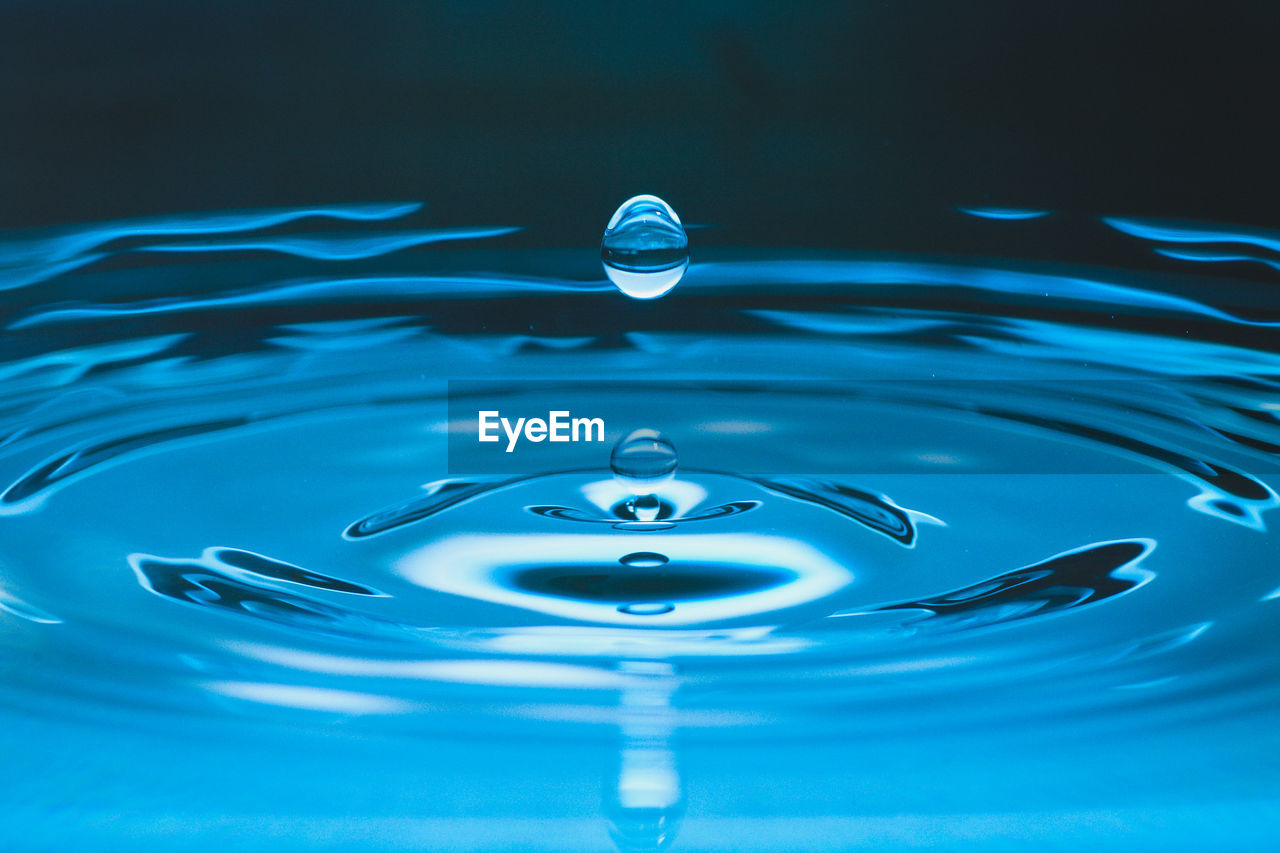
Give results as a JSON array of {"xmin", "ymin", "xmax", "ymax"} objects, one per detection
[{"xmin": 2, "ymin": 1, "xmax": 1277, "ymax": 250}]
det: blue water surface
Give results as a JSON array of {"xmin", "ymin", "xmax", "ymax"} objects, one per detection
[{"xmin": 1, "ymin": 201, "xmax": 1278, "ymax": 851}]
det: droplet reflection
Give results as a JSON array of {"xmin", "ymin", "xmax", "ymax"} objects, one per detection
[{"xmin": 606, "ymin": 662, "xmax": 684, "ymax": 852}]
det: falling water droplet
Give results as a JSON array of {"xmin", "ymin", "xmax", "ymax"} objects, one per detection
[
  {"xmin": 620, "ymin": 552, "xmax": 669, "ymax": 568},
  {"xmin": 618, "ymin": 602, "xmax": 676, "ymax": 616},
  {"xmin": 611, "ymin": 430, "xmax": 678, "ymax": 495},
  {"xmin": 601, "ymin": 195, "xmax": 689, "ymax": 299}
]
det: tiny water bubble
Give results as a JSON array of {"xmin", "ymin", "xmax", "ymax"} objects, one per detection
[
  {"xmin": 611, "ymin": 429, "xmax": 678, "ymax": 495},
  {"xmin": 601, "ymin": 195, "xmax": 689, "ymax": 299},
  {"xmin": 628, "ymin": 495, "xmax": 662, "ymax": 522}
]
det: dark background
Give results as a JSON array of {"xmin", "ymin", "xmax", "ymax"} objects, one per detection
[{"xmin": 1, "ymin": 1, "xmax": 1278, "ymax": 249}]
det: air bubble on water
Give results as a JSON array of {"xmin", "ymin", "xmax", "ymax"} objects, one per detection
[
  {"xmin": 611, "ymin": 429, "xmax": 678, "ymax": 495},
  {"xmin": 601, "ymin": 195, "xmax": 689, "ymax": 299},
  {"xmin": 618, "ymin": 602, "xmax": 676, "ymax": 616},
  {"xmin": 620, "ymin": 552, "xmax": 669, "ymax": 568}
]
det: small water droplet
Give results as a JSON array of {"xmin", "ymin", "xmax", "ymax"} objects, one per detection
[
  {"xmin": 611, "ymin": 429, "xmax": 678, "ymax": 495},
  {"xmin": 628, "ymin": 494, "xmax": 662, "ymax": 522},
  {"xmin": 601, "ymin": 195, "xmax": 689, "ymax": 299},
  {"xmin": 618, "ymin": 602, "xmax": 676, "ymax": 616},
  {"xmin": 620, "ymin": 552, "xmax": 669, "ymax": 568}
]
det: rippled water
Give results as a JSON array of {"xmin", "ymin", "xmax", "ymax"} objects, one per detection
[{"xmin": 2, "ymin": 201, "xmax": 1279, "ymax": 851}]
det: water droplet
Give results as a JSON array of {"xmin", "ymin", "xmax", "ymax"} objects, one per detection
[
  {"xmin": 618, "ymin": 602, "xmax": 675, "ymax": 616},
  {"xmin": 611, "ymin": 429, "xmax": 678, "ymax": 495},
  {"xmin": 601, "ymin": 195, "xmax": 689, "ymax": 299},
  {"xmin": 620, "ymin": 552, "xmax": 669, "ymax": 568},
  {"xmin": 629, "ymin": 495, "xmax": 661, "ymax": 522}
]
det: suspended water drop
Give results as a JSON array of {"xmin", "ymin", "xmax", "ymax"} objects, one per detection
[
  {"xmin": 601, "ymin": 195, "xmax": 689, "ymax": 299},
  {"xmin": 620, "ymin": 552, "xmax": 669, "ymax": 568},
  {"xmin": 618, "ymin": 602, "xmax": 676, "ymax": 616},
  {"xmin": 611, "ymin": 429, "xmax": 678, "ymax": 495}
]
